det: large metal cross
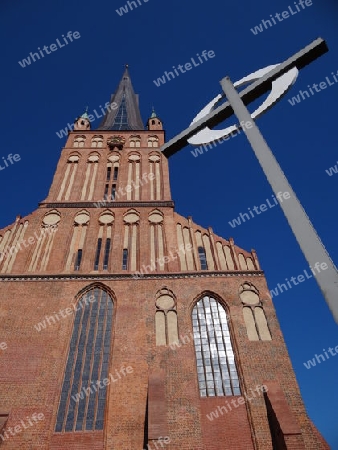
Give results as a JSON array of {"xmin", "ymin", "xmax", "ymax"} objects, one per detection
[{"xmin": 161, "ymin": 38, "xmax": 338, "ymax": 325}]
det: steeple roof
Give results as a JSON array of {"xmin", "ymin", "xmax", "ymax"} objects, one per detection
[
  {"xmin": 98, "ymin": 66, "xmax": 144, "ymax": 131},
  {"xmin": 80, "ymin": 107, "xmax": 89, "ymax": 120}
]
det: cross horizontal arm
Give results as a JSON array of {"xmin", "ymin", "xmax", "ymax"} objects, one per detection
[{"xmin": 161, "ymin": 37, "xmax": 328, "ymax": 158}]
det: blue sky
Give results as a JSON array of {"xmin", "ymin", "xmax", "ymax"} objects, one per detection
[{"xmin": 1, "ymin": 0, "xmax": 338, "ymax": 446}]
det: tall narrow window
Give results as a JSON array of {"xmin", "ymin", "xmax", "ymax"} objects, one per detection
[
  {"xmin": 103, "ymin": 238, "xmax": 111, "ymax": 270},
  {"xmin": 55, "ymin": 287, "xmax": 114, "ymax": 432},
  {"xmin": 104, "ymin": 184, "xmax": 109, "ymax": 199},
  {"xmin": 94, "ymin": 238, "xmax": 102, "ymax": 271},
  {"xmin": 111, "ymin": 184, "xmax": 116, "ymax": 200},
  {"xmin": 113, "ymin": 167, "xmax": 119, "ymax": 181},
  {"xmin": 122, "ymin": 249, "xmax": 128, "ymax": 270},
  {"xmin": 74, "ymin": 249, "xmax": 83, "ymax": 271},
  {"xmin": 192, "ymin": 296, "xmax": 241, "ymax": 397},
  {"xmin": 106, "ymin": 166, "xmax": 111, "ymax": 182},
  {"xmin": 198, "ymin": 247, "xmax": 208, "ymax": 270}
]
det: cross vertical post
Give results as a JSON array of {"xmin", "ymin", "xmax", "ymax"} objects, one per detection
[{"xmin": 220, "ymin": 76, "xmax": 338, "ymax": 323}]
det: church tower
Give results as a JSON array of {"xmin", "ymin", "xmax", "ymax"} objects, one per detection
[{"xmin": 0, "ymin": 67, "xmax": 329, "ymax": 449}]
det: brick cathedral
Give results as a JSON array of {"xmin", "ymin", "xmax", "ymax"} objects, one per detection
[{"xmin": 0, "ymin": 67, "xmax": 329, "ymax": 449}]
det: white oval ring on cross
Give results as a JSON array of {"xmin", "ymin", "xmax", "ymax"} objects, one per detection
[{"xmin": 187, "ymin": 64, "xmax": 299, "ymax": 146}]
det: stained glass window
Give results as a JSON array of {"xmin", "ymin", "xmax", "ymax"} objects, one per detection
[{"xmin": 55, "ymin": 288, "xmax": 113, "ymax": 432}]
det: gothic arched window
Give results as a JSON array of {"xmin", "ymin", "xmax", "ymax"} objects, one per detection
[
  {"xmin": 55, "ymin": 287, "xmax": 114, "ymax": 432},
  {"xmin": 192, "ymin": 295, "xmax": 241, "ymax": 397}
]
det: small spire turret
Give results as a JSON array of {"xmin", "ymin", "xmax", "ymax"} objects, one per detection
[
  {"xmin": 147, "ymin": 107, "xmax": 163, "ymax": 131},
  {"xmin": 74, "ymin": 107, "xmax": 91, "ymax": 131}
]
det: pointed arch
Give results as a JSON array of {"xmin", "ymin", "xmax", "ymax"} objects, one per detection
[
  {"xmin": 74, "ymin": 282, "xmax": 116, "ymax": 304},
  {"xmin": 191, "ymin": 293, "xmax": 241, "ymax": 397},
  {"xmin": 55, "ymin": 285, "xmax": 115, "ymax": 432}
]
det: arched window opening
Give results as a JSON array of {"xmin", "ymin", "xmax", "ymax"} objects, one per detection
[
  {"xmin": 192, "ymin": 296, "xmax": 241, "ymax": 397},
  {"xmin": 55, "ymin": 287, "xmax": 114, "ymax": 432}
]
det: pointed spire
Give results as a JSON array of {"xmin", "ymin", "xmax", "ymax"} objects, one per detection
[
  {"xmin": 80, "ymin": 106, "xmax": 89, "ymax": 120},
  {"xmin": 151, "ymin": 106, "xmax": 157, "ymax": 118},
  {"xmin": 98, "ymin": 66, "xmax": 144, "ymax": 131}
]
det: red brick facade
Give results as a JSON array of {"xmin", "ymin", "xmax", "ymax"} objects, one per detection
[{"xmin": 0, "ymin": 124, "xmax": 329, "ymax": 449}]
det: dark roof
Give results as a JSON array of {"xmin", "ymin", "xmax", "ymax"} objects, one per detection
[{"xmin": 98, "ymin": 66, "xmax": 144, "ymax": 131}]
